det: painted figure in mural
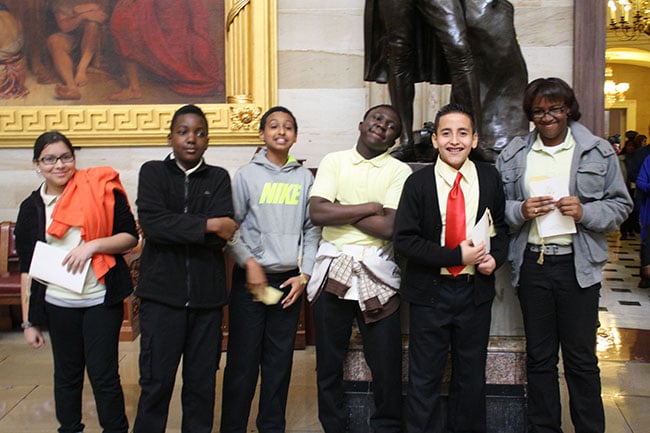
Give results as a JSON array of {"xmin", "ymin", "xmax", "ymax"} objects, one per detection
[
  {"xmin": 109, "ymin": 0, "xmax": 223, "ymax": 101},
  {"xmin": 47, "ymin": 0, "xmax": 108, "ymax": 100},
  {"xmin": 364, "ymin": 0, "xmax": 529, "ymax": 162},
  {"xmin": 0, "ymin": 3, "xmax": 28, "ymax": 98},
  {"xmin": 6, "ymin": 0, "xmax": 58, "ymax": 86}
]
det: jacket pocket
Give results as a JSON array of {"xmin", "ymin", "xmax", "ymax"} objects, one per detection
[
  {"xmin": 576, "ymin": 163, "xmax": 607, "ymax": 200},
  {"xmin": 500, "ymin": 167, "xmax": 523, "ymax": 201}
]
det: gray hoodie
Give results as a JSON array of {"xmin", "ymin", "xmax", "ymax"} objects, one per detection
[{"xmin": 227, "ymin": 150, "xmax": 321, "ymax": 274}]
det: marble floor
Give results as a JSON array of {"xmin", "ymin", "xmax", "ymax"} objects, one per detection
[{"xmin": 0, "ymin": 232, "xmax": 649, "ymax": 433}]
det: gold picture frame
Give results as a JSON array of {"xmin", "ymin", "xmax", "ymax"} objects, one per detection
[{"xmin": 0, "ymin": 0, "xmax": 277, "ymax": 147}]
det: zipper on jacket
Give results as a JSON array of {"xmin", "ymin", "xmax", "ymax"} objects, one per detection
[{"xmin": 184, "ymin": 175, "xmax": 191, "ymax": 307}]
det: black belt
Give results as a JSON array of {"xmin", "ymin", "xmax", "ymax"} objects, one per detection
[
  {"xmin": 439, "ymin": 274, "xmax": 474, "ymax": 283},
  {"xmin": 527, "ymin": 244, "xmax": 573, "ymax": 255}
]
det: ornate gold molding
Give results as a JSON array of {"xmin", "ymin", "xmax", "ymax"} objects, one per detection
[{"xmin": 0, "ymin": 0, "xmax": 277, "ymax": 147}]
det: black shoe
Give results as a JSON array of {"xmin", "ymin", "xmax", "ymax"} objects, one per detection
[{"xmin": 638, "ymin": 278, "xmax": 650, "ymax": 289}]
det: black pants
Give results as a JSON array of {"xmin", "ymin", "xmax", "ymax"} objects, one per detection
[
  {"xmin": 133, "ymin": 300, "xmax": 223, "ymax": 433},
  {"xmin": 519, "ymin": 251, "xmax": 604, "ymax": 433},
  {"xmin": 313, "ymin": 291, "xmax": 402, "ymax": 433},
  {"xmin": 220, "ymin": 267, "xmax": 302, "ymax": 433},
  {"xmin": 46, "ymin": 301, "xmax": 128, "ymax": 433},
  {"xmin": 405, "ymin": 280, "xmax": 492, "ymax": 433}
]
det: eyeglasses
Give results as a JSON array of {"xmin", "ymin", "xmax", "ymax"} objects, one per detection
[
  {"xmin": 531, "ymin": 106, "xmax": 567, "ymax": 120},
  {"xmin": 37, "ymin": 153, "xmax": 75, "ymax": 166}
]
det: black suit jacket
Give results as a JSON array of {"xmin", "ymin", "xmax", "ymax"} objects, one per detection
[{"xmin": 394, "ymin": 159, "xmax": 508, "ymax": 306}]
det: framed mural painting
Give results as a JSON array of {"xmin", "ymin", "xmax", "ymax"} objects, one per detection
[{"xmin": 0, "ymin": 0, "xmax": 277, "ymax": 147}]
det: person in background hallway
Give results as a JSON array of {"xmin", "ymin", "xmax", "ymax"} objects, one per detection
[
  {"xmin": 632, "ymin": 143, "xmax": 650, "ymax": 289},
  {"xmin": 394, "ymin": 103, "xmax": 507, "ymax": 433},
  {"xmin": 619, "ymin": 132, "xmax": 638, "ymax": 240},
  {"xmin": 221, "ymin": 106, "xmax": 321, "ymax": 433},
  {"xmin": 496, "ymin": 77, "xmax": 632, "ymax": 433},
  {"xmin": 306, "ymin": 104, "xmax": 411, "ymax": 433},
  {"xmin": 133, "ymin": 104, "xmax": 238, "ymax": 433},
  {"xmin": 15, "ymin": 130, "xmax": 137, "ymax": 433}
]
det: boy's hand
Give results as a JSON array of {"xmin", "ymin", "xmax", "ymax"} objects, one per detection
[
  {"xmin": 476, "ymin": 253, "xmax": 497, "ymax": 275},
  {"xmin": 280, "ymin": 274, "xmax": 309, "ymax": 309},
  {"xmin": 208, "ymin": 217, "xmax": 238, "ymax": 241},
  {"xmin": 245, "ymin": 258, "xmax": 267, "ymax": 299},
  {"xmin": 459, "ymin": 239, "xmax": 486, "ymax": 266}
]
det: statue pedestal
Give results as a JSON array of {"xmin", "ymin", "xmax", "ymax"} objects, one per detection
[{"xmin": 341, "ymin": 265, "xmax": 527, "ymax": 432}]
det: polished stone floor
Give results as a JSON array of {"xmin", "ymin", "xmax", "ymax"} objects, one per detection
[{"xmin": 0, "ymin": 232, "xmax": 649, "ymax": 432}]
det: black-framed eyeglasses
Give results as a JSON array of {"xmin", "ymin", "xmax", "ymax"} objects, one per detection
[
  {"xmin": 531, "ymin": 105, "xmax": 567, "ymax": 120},
  {"xmin": 37, "ymin": 153, "xmax": 75, "ymax": 166}
]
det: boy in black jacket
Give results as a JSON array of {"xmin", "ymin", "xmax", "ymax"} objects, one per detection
[
  {"xmin": 133, "ymin": 105, "xmax": 238, "ymax": 433},
  {"xmin": 394, "ymin": 104, "xmax": 507, "ymax": 433}
]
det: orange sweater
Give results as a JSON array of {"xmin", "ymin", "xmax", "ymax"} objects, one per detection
[{"xmin": 48, "ymin": 167, "xmax": 130, "ymax": 282}]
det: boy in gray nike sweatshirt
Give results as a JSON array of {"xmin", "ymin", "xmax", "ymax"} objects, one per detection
[{"xmin": 221, "ymin": 106, "xmax": 320, "ymax": 433}]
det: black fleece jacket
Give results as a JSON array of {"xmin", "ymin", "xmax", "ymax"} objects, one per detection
[{"xmin": 135, "ymin": 157, "xmax": 234, "ymax": 308}]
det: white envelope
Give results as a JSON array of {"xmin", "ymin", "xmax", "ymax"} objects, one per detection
[
  {"xmin": 28, "ymin": 241, "xmax": 91, "ymax": 293},
  {"xmin": 528, "ymin": 177, "xmax": 577, "ymax": 238},
  {"xmin": 470, "ymin": 209, "xmax": 491, "ymax": 253}
]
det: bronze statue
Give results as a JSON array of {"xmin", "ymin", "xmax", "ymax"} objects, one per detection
[{"xmin": 364, "ymin": 0, "xmax": 529, "ymax": 162}]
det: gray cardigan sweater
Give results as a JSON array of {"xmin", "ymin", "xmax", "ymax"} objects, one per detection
[{"xmin": 496, "ymin": 121, "xmax": 633, "ymax": 288}]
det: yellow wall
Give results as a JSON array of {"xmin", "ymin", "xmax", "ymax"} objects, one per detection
[{"xmin": 608, "ymin": 64, "xmax": 650, "ymax": 135}]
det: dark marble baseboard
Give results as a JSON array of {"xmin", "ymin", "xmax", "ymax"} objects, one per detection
[{"xmin": 343, "ymin": 382, "xmax": 526, "ymax": 433}]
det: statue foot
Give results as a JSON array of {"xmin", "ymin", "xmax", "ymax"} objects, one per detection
[{"xmin": 390, "ymin": 142, "xmax": 416, "ymax": 162}]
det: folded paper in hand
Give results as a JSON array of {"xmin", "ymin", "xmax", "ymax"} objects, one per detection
[
  {"xmin": 28, "ymin": 241, "xmax": 90, "ymax": 293},
  {"xmin": 256, "ymin": 286, "xmax": 284, "ymax": 305},
  {"xmin": 470, "ymin": 209, "xmax": 492, "ymax": 253},
  {"xmin": 528, "ymin": 177, "xmax": 576, "ymax": 238}
]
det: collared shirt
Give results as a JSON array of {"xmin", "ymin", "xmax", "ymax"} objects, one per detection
[
  {"xmin": 40, "ymin": 182, "xmax": 105, "ymax": 305},
  {"xmin": 310, "ymin": 147, "xmax": 412, "ymax": 250},
  {"xmin": 171, "ymin": 154, "xmax": 204, "ymax": 175},
  {"xmin": 525, "ymin": 127, "xmax": 576, "ymax": 245},
  {"xmin": 435, "ymin": 158, "xmax": 479, "ymax": 275}
]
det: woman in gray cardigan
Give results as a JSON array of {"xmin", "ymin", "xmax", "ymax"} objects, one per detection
[{"xmin": 496, "ymin": 77, "xmax": 632, "ymax": 433}]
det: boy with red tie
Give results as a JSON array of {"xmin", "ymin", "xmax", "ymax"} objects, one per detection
[{"xmin": 394, "ymin": 103, "xmax": 508, "ymax": 433}]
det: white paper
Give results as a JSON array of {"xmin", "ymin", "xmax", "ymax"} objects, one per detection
[
  {"xmin": 470, "ymin": 209, "xmax": 491, "ymax": 253},
  {"xmin": 255, "ymin": 286, "xmax": 284, "ymax": 305},
  {"xmin": 528, "ymin": 177, "xmax": 577, "ymax": 238},
  {"xmin": 28, "ymin": 241, "xmax": 91, "ymax": 293}
]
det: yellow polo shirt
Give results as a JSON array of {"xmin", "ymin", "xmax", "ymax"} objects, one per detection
[{"xmin": 310, "ymin": 147, "xmax": 412, "ymax": 250}]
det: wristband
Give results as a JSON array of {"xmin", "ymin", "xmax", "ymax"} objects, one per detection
[{"xmin": 21, "ymin": 321, "xmax": 33, "ymax": 329}]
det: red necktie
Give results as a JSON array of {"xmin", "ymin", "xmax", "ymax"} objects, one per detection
[{"xmin": 445, "ymin": 172, "xmax": 466, "ymax": 276}]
